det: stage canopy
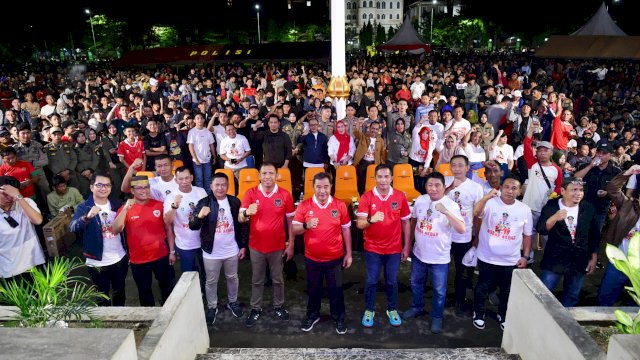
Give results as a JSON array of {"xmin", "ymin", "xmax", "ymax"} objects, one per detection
[{"xmin": 377, "ymin": 15, "xmax": 430, "ymax": 54}]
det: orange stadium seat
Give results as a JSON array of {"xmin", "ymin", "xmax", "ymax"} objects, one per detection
[
  {"xmin": 135, "ymin": 171, "xmax": 155, "ymax": 179},
  {"xmin": 364, "ymin": 164, "xmax": 377, "ymax": 193},
  {"xmin": 237, "ymin": 168, "xmax": 260, "ymax": 201},
  {"xmin": 303, "ymin": 167, "xmax": 325, "ymax": 200},
  {"xmin": 334, "ymin": 165, "xmax": 359, "ymax": 206},
  {"xmin": 393, "ymin": 164, "xmax": 421, "ymax": 202},
  {"xmin": 275, "ymin": 168, "xmax": 292, "ymax": 195}
]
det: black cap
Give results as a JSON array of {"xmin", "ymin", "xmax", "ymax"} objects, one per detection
[
  {"xmin": 61, "ymin": 120, "xmax": 75, "ymax": 129},
  {"xmin": 597, "ymin": 144, "xmax": 613, "ymax": 153}
]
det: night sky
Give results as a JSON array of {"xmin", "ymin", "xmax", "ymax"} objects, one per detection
[{"xmin": 2, "ymin": 0, "xmax": 638, "ymax": 50}]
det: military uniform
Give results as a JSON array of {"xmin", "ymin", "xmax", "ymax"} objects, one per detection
[
  {"xmin": 75, "ymin": 143, "xmax": 99, "ymax": 196},
  {"xmin": 13, "ymin": 140, "xmax": 50, "ymax": 200},
  {"xmin": 45, "ymin": 141, "xmax": 79, "ymax": 189},
  {"xmin": 101, "ymin": 134, "xmax": 125, "ymax": 200},
  {"xmin": 387, "ymin": 111, "xmax": 415, "ymax": 134}
]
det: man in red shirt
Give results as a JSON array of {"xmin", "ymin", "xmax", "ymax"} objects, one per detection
[
  {"xmin": 112, "ymin": 176, "xmax": 176, "ymax": 306},
  {"xmin": 356, "ymin": 164, "xmax": 411, "ymax": 328},
  {"xmin": 117, "ymin": 124, "xmax": 145, "ymax": 172},
  {"xmin": 239, "ymin": 162, "xmax": 295, "ymax": 327},
  {"xmin": 0, "ymin": 147, "xmax": 37, "ymax": 199},
  {"xmin": 293, "ymin": 172, "xmax": 352, "ymax": 335}
]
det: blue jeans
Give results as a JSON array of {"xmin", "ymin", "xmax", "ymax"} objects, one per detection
[
  {"xmin": 597, "ymin": 263, "xmax": 630, "ymax": 306},
  {"xmin": 364, "ymin": 251, "xmax": 401, "ymax": 312},
  {"xmin": 593, "ymin": 212, "xmax": 607, "ymax": 239},
  {"xmin": 410, "ymin": 256, "xmax": 449, "ymax": 319},
  {"xmin": 540, "ymin": 269, "xmax": 585, "ymax": 307},
  {"xmin": 176, "ymin": 247, "xmax": 205, "ymax": 291},
  {"xmin": 193, "ymin": 162, "xmax": 212, "ymax": 195}
]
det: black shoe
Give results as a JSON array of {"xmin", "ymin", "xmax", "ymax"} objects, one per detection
[
  {"xmin": 226, "ymin": 302, "xmax": 244, "ymax": 318},
  {"xmin": 274, "ymin": 307, "xmax": 290, "ymax": 321},
  {"xmin": 245, "ymin": 309, "xmax": 262, "ymax": 327},
  {"xmin": 205, "ymin": 307, "xmax": 218, "ymax": 325},
  {"xmin": 335, "ymin": 319, "xmax": 347, "ymax": 335},
  {"xmin": 301, "ymin": 317, "xmax": 320, "ymax": 332}
]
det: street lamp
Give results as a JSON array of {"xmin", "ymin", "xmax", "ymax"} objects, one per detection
[
  {"xmin": 430, "ymin": 0, "xmax": 436, "ymax": 43},
  {"xmin": 85, "ymin": 9, "xmax": 97, "ymax": 50},
  {"xmin": 255, "ymin": 4, "xmax": 261, "ymax": 44}
]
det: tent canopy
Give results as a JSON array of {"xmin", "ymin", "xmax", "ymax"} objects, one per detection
[
  {"xmin": 377, "ymin": 15, "xmax": 430, "ymax": 54},
  {"xmin": 535, "ymin": 3, "xmax": 638, "ymax": 59},
  {"xmin": 571, "ymin": 2, "xmax": 626, "ymax": 36}
]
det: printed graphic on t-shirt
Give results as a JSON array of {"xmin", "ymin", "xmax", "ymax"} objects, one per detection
[
  {"xmin": 566, "ymin": 216, "xmax": 577, "ymax": 243},
  {"xmin": 452, "ymin": 191, "xmax": 466, "ymax": 216},
  {"xmin": 215, "ymin": 208, "xmax": 232, "ymax": 234},
  {"xmin": 417, "ymin": 208, "xmax": 436, "ymax": 235},
  {"xmin": 187, "ymin": 202, "xmax": 196, "ymax": 223},
  {"xmin": 488, "ymin": 212, "xmax": 515, "ymax": 240},
  {"xmin": 100, "ymin": 212, "xmax": 115, "ymax": 239},
  {"xmin": 365, "ymin": 142, "xmax": 375, "ymax": 160}
]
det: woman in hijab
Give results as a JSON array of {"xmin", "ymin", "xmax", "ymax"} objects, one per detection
[{"xmin": 327, "ymin": 120, "xmax": 356, "ymax": 178}]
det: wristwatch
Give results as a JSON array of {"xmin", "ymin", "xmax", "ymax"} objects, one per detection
[
  {"xmin": 15, "ymin": 195, "xmax": 24, "ymax": 201},
  {"xmin": 522, "ymin": 255, "xmax": 531, "ymax": 261},
  {"xmin": 367, "ymin": 217, "xmax": 373, "ymax": 224},
  {"xmin": 303, "ymin": 222, "xmax": 308, "ymax": 230},
  {"xmin": 171, "ymin": 203, "xmax": 179, "ymax": 210},
  {"xmin": 243, "ymin": 209, "xmax": 250, "ymax": 218}
]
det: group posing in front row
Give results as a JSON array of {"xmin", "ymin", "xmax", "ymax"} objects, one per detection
[{"xmin": 22, "ymin": 141, "xmax": 631, "ymax": 336}]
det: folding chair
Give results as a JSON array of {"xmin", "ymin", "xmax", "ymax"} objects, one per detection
[
  {"xmin": 237, "ymin": 168, "xmax": 260, "ymax": 201},
  {"xmin": 334, "ymin": 165, "xmax": 359, "ymax": 206},
  {"xmin": 303, "ymin": 167, "xmax": 325, "ymax": 200},
  {"xmin": 392, "ymin": 164, "xmax": 421, "ymax": 202}
]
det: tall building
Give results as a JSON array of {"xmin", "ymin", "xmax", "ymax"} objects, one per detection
[
  {"xmin": 407, "ymin": 1, "xmax": 463, "ymax": 29},
  {"xmin": 345, "ymin": 0, "xmax": 404, "ymax": 32}
]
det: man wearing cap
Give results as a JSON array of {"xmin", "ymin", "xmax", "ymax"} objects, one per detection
[
  {"xmin": 574, "ymin": 144, "xmax": 621, "ymax": 236},
  {"xmin": 522, "ymin": 125, "xmax": 562, "ymax": 257},
  {"xmin": 13, "ymin": 122, "xmax": 49, "ymax": 199},
  {"xmin": 112, "ymin": 175, "xmax": 176, "ymax": 307},
  {"xmin": 45, "ymin": 126, "xmax": 79, "ymax": 189}
]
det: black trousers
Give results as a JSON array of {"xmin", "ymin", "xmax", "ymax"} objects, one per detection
[
  {"xmin": 357, "ymin": 160, "xmax": 374, "ymax": 195},
  {"xmin": 87, "ymin": 255, "xmax": 129, "ymax": 306},
  {"xmin": 451, "ymin": 242, "xmax": 475, "ymax": 308},
  {"xmin": 130, "ymin": 256, "xmax": 176, "ymax": 307},
  {"xmin": 473, "ymin": 259, "xmax": 515, "ymax": 320},
  {"xmin": 305, "ymin": 257, "xmax": 345, "ymax": 321}
]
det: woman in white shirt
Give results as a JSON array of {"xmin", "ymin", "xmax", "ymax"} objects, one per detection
[
  {"xmin": 461, "ymin": 129, "xmax": 487, "ymax": 179},
  {"xmin": 327, "ymin": 120, "xmax": 356, "ymax": 170},
  {"xmin": 489, "ymin": 130, "xmax": 514, "ymax": 182}
]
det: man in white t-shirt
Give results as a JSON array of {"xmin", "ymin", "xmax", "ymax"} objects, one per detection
[
  {"xmin": 402, "ymin": 172, "xmax": 465, "ymax": 334},
  {"xmin": 121, "ymin": 155, "xmax": 179, "ymax": 202},
  {"xmin": 472, "ymin": 177, "xmax": 532, "ymax": 331},
  {"xmin": 489, "ymin": 130, "xmax": 514, "ymax": 181},
  {"xmin": 71, "ymin": 172, "xmax": 127, "ymax": 306},
  {"xmin": 189, "ymin": 172, "xmax": 247, "ymax": 325},
  {"xmin": 164, "ymin": 167, "xmax": 208, "ymax": 274},
  {"xmin": 220, "ymin": 123, "xmax": 251, "ymax": 178},
  {"xmin": 444, "ymin": 155, "xmax": 484, "ymax": 315},
  {"xmin": 187, "ymin": 113, "xmax": 216, "ymax": 196}
]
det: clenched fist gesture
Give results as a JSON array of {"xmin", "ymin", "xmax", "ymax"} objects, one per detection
[
  {"xmin": 370, "ymin": 211, "xmax": 385, "ymax": 223},
  {"xmin": 87, "ymin": 206, "xmax": 102, "ymax": 219},
  {"xmin": 306, "ymin": 217, "xmax": 319, "ymax": 229},
  {"xmin": 198, "ymin": 206, "xmax": 211, "ymax": 219},
  {"xmin": 172, "ymin": 194, "xmax": 183, "ymax": 208},
  {"xmin": 245, "ymin": 203, "xmax": 259, "ymax": 216}
]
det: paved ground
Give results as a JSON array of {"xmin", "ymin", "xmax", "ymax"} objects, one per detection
[{"xmin": 63, "ymin": 235, "xmax": 613, "ymax": 350}]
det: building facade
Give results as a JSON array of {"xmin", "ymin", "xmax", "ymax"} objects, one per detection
[{"xmin": 345, "ymin": 0, "xmax": 404, "ymax": 31}]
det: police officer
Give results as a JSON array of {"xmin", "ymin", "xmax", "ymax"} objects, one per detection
[
  {"xmin": 13, "ymin": 122, "xmax": 50, "ymax": 197},
  {"xmin": 45, "ymin": 127, "xmax": 79, "ymax": 189}
]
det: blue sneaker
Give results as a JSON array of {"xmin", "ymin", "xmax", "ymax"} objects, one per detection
[
  {"xmin": 361, "ymin": 310, "xmax": 375, "ymax": 327},
  {"xmin": 387, "ymin": 310, "xmax": 402, "ymax": 327},
  {"xmin": 402, "ymin": 307, "xmax": 425, "ymax": 320}
]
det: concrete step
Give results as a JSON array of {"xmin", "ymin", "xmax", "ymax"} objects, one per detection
[{"xmin": 197, "ymin": 347, "xmax": 520, "ymax": 359}]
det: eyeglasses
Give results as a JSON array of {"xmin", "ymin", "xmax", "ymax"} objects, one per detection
[
  {"xmin": 132, "ymin": 185, "xmax": 150, "ymax": 190},
  {"xmin": 92, "ymin": 183, "xmax": 112, "ymax": 189}
]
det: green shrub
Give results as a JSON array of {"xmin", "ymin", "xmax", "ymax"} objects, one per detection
[
  {"xmin": 606, "ymin": 232, "xmax": 640, "ymax": 334},
  {"xmin": 0, "ymin": 257, "xmax": 108, "ymax": 328}
]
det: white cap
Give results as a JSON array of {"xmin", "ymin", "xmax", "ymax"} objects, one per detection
[
  {"xmin": 568, "ymin": 139, "xmax": 577, "ymax": 148},
  {"xmin": 149, "ymin": 78, "xmax": 158, "ymax": 87},
  {"xmin": 513, "ymin": 90, "xmax": 522, "ymax": 97}
]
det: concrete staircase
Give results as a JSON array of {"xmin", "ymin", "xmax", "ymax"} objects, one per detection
[{"xmin": 197, "ymin": 347, "xmax": 520, "ymax": 359}]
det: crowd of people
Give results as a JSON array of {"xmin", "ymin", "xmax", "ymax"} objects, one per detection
[{"xmin": 1, "ymin": 52, "xmax": 639, "ymax": 336}]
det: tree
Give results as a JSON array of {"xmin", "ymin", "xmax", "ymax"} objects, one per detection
[
  {"xmin": 83, "ymin": 14, "xmax": 127, "ymax": 57},
  {"xmin": 375, "ymin": 22, "xmax": 386, "ymax": 44},
  {"xmin": 359, "ymin": 21, "xmax": 373, "ymax": 47},
  {"xmin": 387, "ymin": 26, "xmax": 397, "ymax": 40},
  {"xmin": 150, "ymin": 25, "xmax": 179, "ymax": 48}
]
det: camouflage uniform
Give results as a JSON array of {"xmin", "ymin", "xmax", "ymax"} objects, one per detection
[{"xmin": 102, "ymin": 134, "xmax": 126, "ymax": 200}]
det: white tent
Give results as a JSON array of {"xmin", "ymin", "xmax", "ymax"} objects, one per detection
[{"xmin": 571, "ymin": 2, "xmax": 626, "ymax": 36}]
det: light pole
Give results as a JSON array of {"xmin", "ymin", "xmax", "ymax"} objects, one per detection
[
  {"xmin": 430, "ymin": 0, "xmax": 436, "ymax": 43},
  {"xmin": 255, "ymin": 4, "xmax": 261, "ymax": 44},
  {"xmin": 85, "ymin": 9, "xmax": 97, "ymax": 50}
]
